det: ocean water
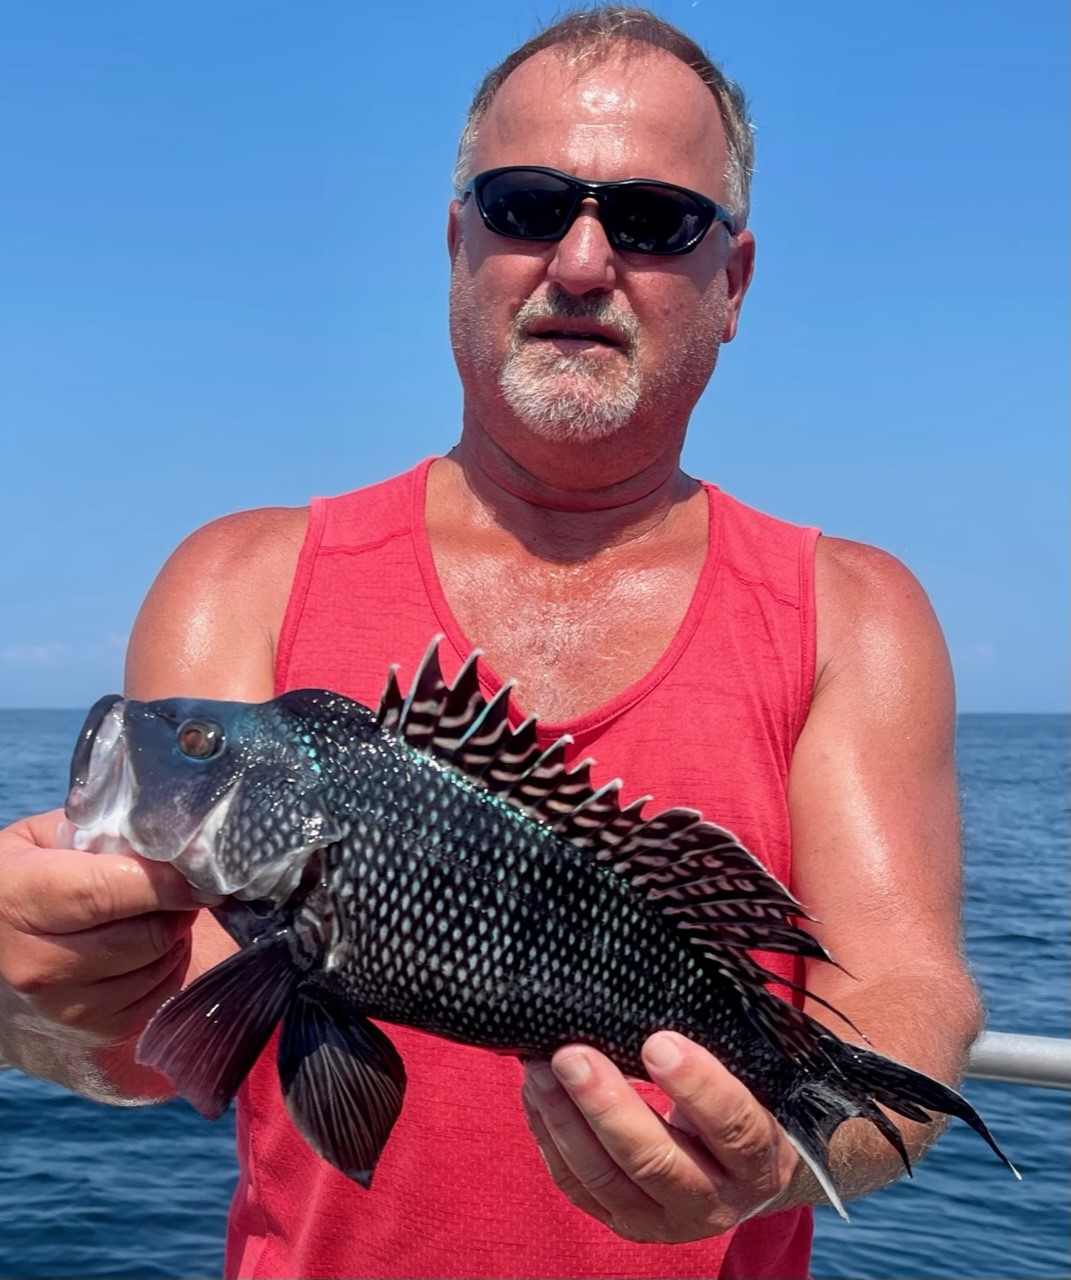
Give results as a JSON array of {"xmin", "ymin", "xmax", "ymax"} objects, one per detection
[{"xmin": 0, "ymin": 710, "xmax": 1067, "ymax": 1279}]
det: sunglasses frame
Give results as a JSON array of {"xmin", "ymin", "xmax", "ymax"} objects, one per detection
[{"xmin": 461, "ymin": 165, "xmax": 738, "ymax": 256}]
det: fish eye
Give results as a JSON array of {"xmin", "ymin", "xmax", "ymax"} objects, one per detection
[{"xmin": 176, "ymin": 719, "xmax": 224, "ymax": 759}]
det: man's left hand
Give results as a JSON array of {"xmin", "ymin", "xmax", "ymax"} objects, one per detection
[{"xmin": 521, "ymin": 1031, "xmax": 798, "ymax": 1243}]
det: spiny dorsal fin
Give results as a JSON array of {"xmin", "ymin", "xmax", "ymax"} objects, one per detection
[
  {"xmin": 375, "ymin": 666, "xmax": 404, "ymax": 733},
  {"xmin": 432, "ymin": 650, "xmax": 483, "ymax": 754},
  {"xmin": 537, "ymin": 757, "xmax": 597, "ymax": 821},
  {"xmin": 500, "ymin": 738, "xmax": 573, "ymax": 811},
  {"xmin": 449, "ymin": 682, "xmax": 516, "ymax": 778},
  {"xmin": 395, "ymin": 636, "xmax": 451, "ymax": 750},
  {"xmin": 482, "ymin": 717, "xmax": 541, "ymax": 794},
  {"xmin": 384, "ymin": 641, "xmax": 832, "ymax": 992},
  {"xmin": 550, "ymin": 779, "xmax": 624, "ymax": 847}
]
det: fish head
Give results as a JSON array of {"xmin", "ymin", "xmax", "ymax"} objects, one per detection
[{"xmin": 65, "ymin": 693, "xmax": 343, "ymax": 903}]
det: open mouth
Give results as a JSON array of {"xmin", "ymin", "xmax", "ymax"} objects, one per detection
[
  {"xmin": 524, "ymin": 330, "xmax": 626, "ymax": 360},
  {"xmin": 65, "ymin": 696, "xmax": 141, "ymax": 854},
  {"xmin": 538, "ymin": 331, "xmax": 616, "ymax": 345},
  {"xmin": 526, "ymin": 323, "xmax": 626, "ymax": 349}
]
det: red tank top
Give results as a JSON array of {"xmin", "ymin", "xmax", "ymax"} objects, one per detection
[{"xmin": 224, "ymin": 458, "xmax": 820, "ymax": 1280}]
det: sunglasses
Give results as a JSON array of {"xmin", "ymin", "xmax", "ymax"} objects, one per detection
[{"xmin": 461, "ymin": 165, "xmax": 737, "ymax": 256}]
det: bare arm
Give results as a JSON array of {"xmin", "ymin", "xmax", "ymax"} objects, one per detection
[
  {"xmin": 0, "ymin": 507, "xmax": 305, "ymax": 1100},
  {"xmin": 519, "ymin": 537, "xmax": 979, "ymax": 1239},
  {"xmin": 776, "ymin": 535, "xmax": 979, "ymax": 1204}
]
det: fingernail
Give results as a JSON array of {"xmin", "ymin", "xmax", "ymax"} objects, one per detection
[
  {"xmin": 644, "ymin": 1033, "xmax": 683, "ymax": 1072},
  {"xmin": 525, "ymin": 1062, "xmax": 558, "ymax": 1095},
  {"xmin": 553, "ymin": 1048, "xmax": 591, "ymax": 1087}
]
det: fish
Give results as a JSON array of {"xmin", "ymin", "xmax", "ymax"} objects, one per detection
[{"xmin": 63, "ymin": 638, "xmax": 1017, "ymax": 1214}]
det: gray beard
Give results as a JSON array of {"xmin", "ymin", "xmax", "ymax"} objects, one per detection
[
  {"xmin": 498, "ymin": 291, "xmax": 642, "ymax": 443},
  {"xmin": 499, "ymin": 349, "xmax": 641, "ymax": 443}
]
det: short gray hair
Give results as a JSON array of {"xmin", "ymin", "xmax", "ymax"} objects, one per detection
[{"xmin": 453, "ymin": 5, "xmax": 755, "ymax": 227}]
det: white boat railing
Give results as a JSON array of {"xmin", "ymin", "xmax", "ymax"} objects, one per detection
[
  {"xmin": 967, "ymin": 1030, "xmax": 1071, "ymax": 1090},
  {"xmin": 3, "ymin": 1030, "xmax": 1069, "ymax": 1087}
]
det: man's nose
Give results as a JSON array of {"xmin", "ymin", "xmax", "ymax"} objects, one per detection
[{"xmin": 545, "ymin": 200, "xmax": 617, "ymax": 295}]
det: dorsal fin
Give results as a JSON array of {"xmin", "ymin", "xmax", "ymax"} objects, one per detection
[
  {"xmin": 501, "ymin": 737, "xmax": 573, "ymax": 811},
  {"xmin": 374, "ymin": 666, "xmax": 403, "ymax": 733},
  {"xmin": 431, "ymin": 649, "xmax": 483, "ymax": 755},
  {"xmin": 382, "ymin": 641, "xmax": 837, "ymax": 1004},
  {"xmin": 394, "ymin": 636, "xmax": 451, "ymax": 750},
  {"xmin": 482, "ymin": 717, "xmax": 541, "ymax": 794},
  {"xmin": 449, "ymin": 682, "xmax": 516, "ymax": 778}
]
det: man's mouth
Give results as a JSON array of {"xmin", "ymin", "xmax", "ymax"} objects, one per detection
[{"xmin": 525, "ymin": 323, "xmax": 626, "ymax": 349}]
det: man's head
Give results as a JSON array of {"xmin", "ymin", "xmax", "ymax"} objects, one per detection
[
  {"xmin": 454, "ymin": 8, "xmax": 754, "ymax": 229},
  {"xmin": 447, "ymin": 6, "xmax": 756, "ymax": 474}
]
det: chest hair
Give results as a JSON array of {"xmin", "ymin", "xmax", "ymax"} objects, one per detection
[{"xmin": 435, "ymin": 547, "xmax": 704, "ymax": 722}]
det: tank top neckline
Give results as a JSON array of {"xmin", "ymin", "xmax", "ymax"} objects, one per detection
[{"xmin": 408, "ymin": 456, "xmax": 724, "ymax": 741}]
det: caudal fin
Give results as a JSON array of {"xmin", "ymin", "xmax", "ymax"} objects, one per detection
[
  {"xmin": 137, "ymin": 932, "xmax": 296, "ymax": 1118},
  {"xmin": 772, "ymin": 1039, "xmax": 1020, "ymax": 1220}
]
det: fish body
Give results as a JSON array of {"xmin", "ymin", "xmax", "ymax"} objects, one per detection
[{"xmin": 64, "ymin": 641, "xmax": 1016, "ymax": 1209}]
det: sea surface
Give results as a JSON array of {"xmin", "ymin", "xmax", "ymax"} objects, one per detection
[{"xmin": 0, "ymin": 710, "xmax": 1067, "ymax": 1279}]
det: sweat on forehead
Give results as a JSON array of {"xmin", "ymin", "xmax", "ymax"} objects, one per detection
[{"xmin": 471, "ymin": 46, "xmax": 729, "ymax": 192}]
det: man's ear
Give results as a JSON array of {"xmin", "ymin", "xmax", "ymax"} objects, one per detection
[
  {"xmin": 721, "ymin": 228, "xmax": 756, "ymax": 344},
  {"xmin": 447, "ymin": 199, "xmax": 463, "ymax": 263}
]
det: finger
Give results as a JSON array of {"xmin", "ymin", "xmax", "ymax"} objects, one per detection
[
  {"xmin": 5, "ymin": 910, "xmax": 196, "ymax": 991},
  {"xmin": 551, "ymin": 1046, "xmax": 721, "ymax": 1198},
  {"xmin": 642, "ymin": 1032, "xmax": 796, "ymax": 1192},
  {"xmin": 530, "ymin": 1052, "xmax": 666, "ymax": 1226},
  {"xmin": 32, "ymin": 936, "xmax": 192, "ymax": 1043},
  {"xmin": 0, "ymin": 846, "xmax": 215, "ymax": 936},
  {"xmin": 520, "ymin": 1076, "xmax": 613, "ymax": 1227}
]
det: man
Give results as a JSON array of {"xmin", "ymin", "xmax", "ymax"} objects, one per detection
[{"xmin": 0, "ymin": 8, "xmax": 981, "ymax": 1278}]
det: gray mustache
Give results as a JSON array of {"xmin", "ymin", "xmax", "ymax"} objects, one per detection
[{"xmin": 514, "ymin": 287, "xmax": 639, "ymax": 351}]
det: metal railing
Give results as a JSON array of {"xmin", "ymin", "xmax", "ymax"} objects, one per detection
[
  {"xmin": 966, "ymin": 1030, "xmax": 1071, "ymax": 1090},
  {"xmin": 3, "ymin": 1029, "xmax": 1069, "ymax": 1087}
]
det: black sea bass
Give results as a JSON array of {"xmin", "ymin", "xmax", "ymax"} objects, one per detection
[{"xmin": 64, "ymin": 640, "xmax": 1016, "ymax": 1213}]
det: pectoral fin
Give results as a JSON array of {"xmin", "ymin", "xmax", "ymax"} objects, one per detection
[{"xmin": 137, "ymin": 932, "xmax": 296, "ymax": 1118}]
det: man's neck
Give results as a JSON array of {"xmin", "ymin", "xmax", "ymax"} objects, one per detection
[
  {"xmin": 424, "ymin": 442, "xmax": 710, "ymax": 721},
  {"xmin": 443, "ymin": 423, "xmax": 698, "ymax": 563}
]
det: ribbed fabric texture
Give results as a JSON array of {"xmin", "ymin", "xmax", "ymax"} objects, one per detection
[{"xmin": 225, "ymin": 458, "xmax": 820, "ymax": 1280}]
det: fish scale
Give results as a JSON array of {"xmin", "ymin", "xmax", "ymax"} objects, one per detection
[
  {"xmin": 63, "ymin": 638, "xmax": 1018, "ymax": 1210},
  {"xmin": 305, "ymin": 756, "xmax": 676, "ymax": 1043}
]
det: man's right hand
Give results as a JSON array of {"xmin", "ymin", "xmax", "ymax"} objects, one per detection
[
  {"xmin": 0, "ymin": 504, "xmax": 305, "ymax": 1100},
  {"xmin": 0, "ymin": 808, "xmax": 212, "ymax": 1098}
]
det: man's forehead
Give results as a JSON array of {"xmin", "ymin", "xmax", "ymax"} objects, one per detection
[{"xmin": 473, "ymin": 45, "xmax": 727, "ymax": 184}]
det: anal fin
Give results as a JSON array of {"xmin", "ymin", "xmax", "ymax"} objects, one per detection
[{"xmin": 278, "ymin": 984, "xmax": 407, "ymax": 1188}]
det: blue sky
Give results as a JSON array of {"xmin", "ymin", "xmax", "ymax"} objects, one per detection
[{"xmin": 0, "ymin": 1, "xmax": 1066, "ymax": 711}]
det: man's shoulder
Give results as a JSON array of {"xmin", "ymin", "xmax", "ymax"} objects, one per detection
[
  {"xmin": 126, "ymin": 506, "xmax": 312, "ymax": 701},
  {"xmin": 814, "ymin": 535, "xmax": 949, "ymax": 695},
  {"xmin": 143, "ymin": 506, "xmax": 310, "ymax": 642},
  {"xmin": 164, "ymin": 505, "xmax": 310, "ymax": 585},
  {"xmin": 816, "ymin": 535, "xmax": 931, "ymax": 607}
]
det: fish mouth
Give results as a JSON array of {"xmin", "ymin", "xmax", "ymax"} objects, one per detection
[{"xmin": 65, "ymin": 695, "xmax": 139, "ymax": 854}]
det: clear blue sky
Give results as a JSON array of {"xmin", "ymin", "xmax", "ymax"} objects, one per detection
[{"xmin": 0, "ymin": 1, "xmax": 1066, "ymax": 711}]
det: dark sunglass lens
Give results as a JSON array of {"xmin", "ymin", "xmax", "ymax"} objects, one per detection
[
  {"xmin": 604, "ymin": 185, "xmax": 709, "ymax": 254},
  {"xmin": 477, "ymin": 171, "xmax": 576, "ymax": 240}
]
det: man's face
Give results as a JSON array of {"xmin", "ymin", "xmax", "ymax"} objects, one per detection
[{"xmin": 447, "ymin": 45, "xmax": 754, "ymax": 458}]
